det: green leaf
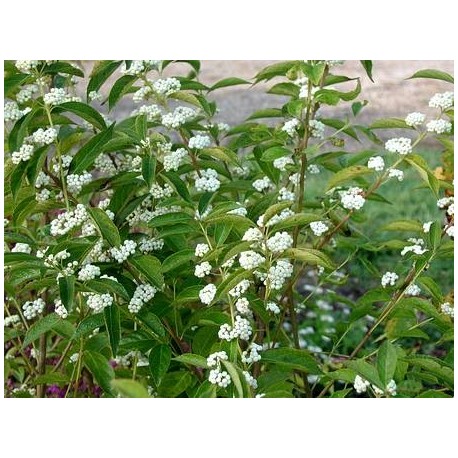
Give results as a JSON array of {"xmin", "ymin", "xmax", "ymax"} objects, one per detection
[
  {"xmin": 247, "ymin": 108, "xmax": 283, "ymax": 120},
  {"xmin": 149, "ymin": 344, "xmax": 172, "ymax": 384},
  {"xmin": 404, "ymin": 154, "xmax": 440, "ymax": 197},
  {"xmin": 200, "ymin": 147, "xmax": 240, "ymax": 166},
  {"xmin": 262, "ymin": 348, "xmax": 322, "ymax": 374},
  {"xmin": 209, "ymin": 77, "xmax": 250, "ymax": 91},
  {"xmin": 270, "ymin": 213, "xmax": 320, "ymax": 232},
  {"xmin": 406, "ymin": 355, "xmax": 454, "ymax": 388},
  {"xmin": 408, "ymin": 69, "xmax": 454, "ymax": 84},
  {"xmin": 68, "ymin": 123, "xmax": 115, "ymax": 174},
  {"xmin": 261, "ymin": 146, "xmax": 292, "ymax": 162},
  {"xmin": 23, "ymin": 313, "xmax": 62, "ymax": 348},
  {"xmin": 87, "ymin": 60, "xmax": 123, "ymax": 98},
  {"xmin": 254, "ymin": 61, "xmax": 298, "ymax": 83},
  {"xmin": 381, "ymin": 220, "xmax": 423, "ymax": 232},
  {"xmin": 142, "ymin": 155, "xmax": 156, "ymax": 188},
  {"xmin": 111, "ymin": 379, "xmax": 150, "ymax": 398},
  {"xmin": 282, "ymin": 248, "xmax": 334, "ymax": 270},
  {"xmin": 33, "ymin": 373, "xmax": 70, "ymax": 385},
  {"xmin": 43, "ymin": 62, "xmax": 84, "ymax": 77},
  {"xmin": 162, "ymin": 249, "xmax": 195, "ymax": 273},
  {"xmin": 149, "ymin": 211, "xmax": 193, "ymax": 228},
  {"xmin": 157, "ymin": 371, "xmax": 193, "ymax": 397},
  {"xmin": 5, "ymin": 73, "xmax": 30, "ymax": 97},
  {"xmin": 83, "ymin": 351, "xmax": 115, "ymax": 395},
  {"xmin": 129, "ymin": 255, "xmax": 164, "ymax": 289},
  {"xmin": 58, "ymin": 275, "xmax": 75, "ymax": 312},
  {"xmin": 54, "ymin": 101, "xmax": 107, "ymax": 131},
  {"xmin": 346, "ymin": 359, "xmax": 383, "ymax": 388},
  {"xmin": 87, "ymin": 207, "xmax": 121, "ymax": 247},
  {"xmin": 73, "ymin": 313, "xmax": 105, "ymax": 340},
  {"xmin": 327, "ymin": 165, "xmax": 371, "ymax": 190},
  {"xmin": 174, "ymin": 353, "xmax": 208, "ymax": 368},
  {"xmin": 370, "ymin": 118, "xmax": 411, "ymax": 129},
  {"xmin": 377, "ymin": 341, "xmax": 398, "ymax": 386},
  {"xmin": 136, "ymin": 310, "xmax": 166, "ymax": 338},
  {"xmin": 108, "ymin": 75, "xmax": 137, "ymax": 110},
  {"xmin": 160, "ymin": 171, "xmax": 192, "ymax": 202},
  {"xmin": 104, "ymin": 304, "xmax": 121, "ymax": 357},
  {"xmin": 360, "ymin": 60, "xmax": 374, "ymax": 82},
  {"xmin": 267, "ymin": 82, "xmax": 300, "ymax": 97},
  {"xmin": 172, "ymin": 285, "xmax": 202, "ymax": 307},
  {"xmin": 86, "ymin": 278, "xmax": 130, "ymax": 301}
]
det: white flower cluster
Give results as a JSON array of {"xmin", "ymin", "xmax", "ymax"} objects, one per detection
[
  {"xmin": 69, "ymin": 353, "xmax": 79, "ymax": 364},
  {"xmin": 367, "ymin": 156, "xmax": 385, "ymax": 171},
  {"xmin": 35, "ymin": 187, "xmax": 50, "ymax": 200},
  {"xmin": 253, "ymin": 176, "xmax": 272, "ymax": 192},
  {"xmin": 426, "ymin": 119, "xmax": 452, "ymax": 134},
  {"xmin": 405, "ymin": 112, "xmax": 425, "ymax": 127},
  {"xmin": 437, "ymin": 196, "xmax": 454, "ymax": 213},
  {"xmin": 242, "ymin": 343, "xmax": 262, "ymax": 364},
  {"xmin": 207, "ymin": 351, "xmax": 228, "ymax": 367},
  {"xmin": 266, "ymin": 260, "xmax": 293, "ymax": 290},
  {"xmin": 138, "ymin": 237, "xmax": 164, "ymax": 253},
  {"xmin": 242, "ymin": 227, "xmax": 263, "ymax": 244},
  {"xmin": 195, "ymin": 243, "xmax": 210, "ymax": 258},
  {"xmin": 354, "ymin": 375, "xmax": 370, "ymax": 394},
  {"xmin": 261, "ymin": 208, "xmax": 295, "ymax": 228},
  {"xmin": 78, "ymin": 264, "xmax": 101, "ymax": 282},
  {"xmin": 239, "ymin": 251, "xmax": 266, "ymax": 270},
  {"xmin": 150, "ymin": 183, "xmax": 174, "ymax": 199},
  {"xmin": 229, "ymin": 279, "xmax": 251, "ymax": 298},
  {"xmin": 153, "ymin": 77, "xmax": 181, "ymax": 96},
  {"xmin": 266, "ymin": 231, "xmax": 293, "ymax": 253},
  {"xmin": 266, "ymin": 301, "xmax": 281, "ymax": 314},
  {"xmin": 67, "ymin": 171, "xmax": 92, "ymax": 195},
  {"xmin": 15, "ymin": 60, "xmax": 39, "ymax": 73},
  {"xmin": 133, "ymin": 86, "xmax": 152, "ymax": 102},
  {"xmin": 195, "ymin": 205, "xmax": 213, "ymax": 221},
  {"xmin": 163, "ymin": 148, "xmax": 188, "ymax": 172},
  {"xmin": 373, "ymin": 380, "xmax": 397, "ymax": 397},
  {"xmin": 243, "ymin": 371, "xmax": 258, "ymax": 389},
  {"xmin": 131, "ymin": 104, "xmax": 161, "ymax": 121},
  {"xmin": 50, "ymin": 204, "xmax": 88, "ymax": 236},
  {"xmin": 128, "ymin": 284, "xmax": 157, "ymax": 314},
  {"xmin": 429, "ymin": 91, "xmax": 454, "ymax": 110},
  {"xmin": 388, "ymin": 168, "xmax": 404, "ymax": 181},
  {"xmin": 278, "ymin": 187, "xmax": 295, "ymax": 202},
  {"xmin": 339, "ymin": 187, "xmax": 365, "ymax": 210},
  {"xmin": 309, "ymin": 120, "xmax": 325, "ymax": 139},
  {"xmin": 218, "ymin": 315, "xmax": 253, "ymax": 341},
  {"xmin": 54, "ymin": 299, "xmax": 68, "ymax": 319},
  {"xmin": 440, "ymin": 302, "xmax": 454, "ymax": 318},
  {"xmin": 4, "ymin": 315, "xmax": 21, "ymax": 327},
  {"xmin": 199, "ymin": 283, "xmax": 217, "ymax": 304},
  {"xmin": 189, "ymin": 134, "xmax": 211, "ymax": 150},
  {"xmin": 35, "ymin": 171, "xmax": 51, "ymax": 188},
  {"xmin": 41, "ymin": 249, "xmax": 70, "ymax": 267},
  {"xmin": 52, "ymin": 154, "xmax": 72, "ymax": 174},
  {"xmin": 273, "ymin": 156, "xmax": 294, "ymax": 171},
  {"xmin": 43, "ymin": 88, "xmax": 80, "ymax": 105},
  {"xmin": 195, "ymin": 168, "xmax": 220, "ymax": 192},
  {"xmin": 93, "ymin": 154, "xmax": 116, "ymax": 176},
  {"xmin": 4, "ymin": 101, "xmax": 31, "ymax": 122},
  {"xmin": 446, "ymin": 225, "xmax": 454, "ymax": 238},
  {"xmin": 228, "ymin": 206, "xmax": 248, "ymax": 217},
  {"xmin": 89, "ymin": 90, "xmax": 103, "ymax": 102},
  {"xmin": 235, "ymin": 297, "xmax": 251, "ymax": 316},
  {"xmin": 307, "ymin": 164, "xmax": 320, "ymax": 175},
  {"xmin": 86, "ymin": 293, "xmax": 113, "ymax": 313},
  {"xmin": 208, "ymin": 368, "xmax": 231, "ymax": 388},
  {"xmin": 423, "ymin": 221, "xmax": 433, "ymax": 233},
  {"xmin": 310, "ymin": 221, "xmax": 329, "ymax": 236},
  {"xmin": 401, "ymin": 238, "xmax": 428, "ymax": 256},
  {"xmin": 385, "ymin": 137, "xmax": 412, "ymax": 155},
  {"xmin": 161, "ymin": 106, "xmax": 196, "ymax": 129},
  {"xmin": 195, "ymin": 261, "xmax": 212, "ymax": 278},
  {"xmin": 110, "ymin": 240, "xmax": 137, "ymax": 263},
  {"xmin": 282, "ymin": 118, "xmax": 299, "ymax": 137},
  {"xmin": 405, "ymin": 284, "xmax": 421, "ymax": 296},
  {"xmin": 11, "ymin": 144, "xmax": 34, "ymax": 164},
  {"xmin": 22, "ymin": 298, "xmax": 46, "ymax": 320},
  {"xmin": 121, "ymin": 60, "xmax": 148, "ymax": 75},
  {"xmin": 11, "ymin": 243, "xmax": 32, "ymax": 254},
  {"xmin": 381, "ymin": 271, "xmax": 398, "ymax": 287},
  {"xmin": 32, "ymin": 127, "xmax": 58, "ymax": 145}
]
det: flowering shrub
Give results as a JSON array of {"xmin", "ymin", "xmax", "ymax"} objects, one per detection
[{"xmin": 3, "ymin": 60, "xmax": 454, "ymax": 398}]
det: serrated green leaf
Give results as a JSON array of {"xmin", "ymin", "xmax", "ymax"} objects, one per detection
[
  {"xmin": 87, "ymin": 60, "xmax": 123, "ymax": 98},
  {"xmin": 129, "ymin": 255, "xmax": 164, "ymax": 289},
  {"xmin": 174, "ymin": 353, "xmax": 208, "ymax": 368},
  {"xmin": 162, "ymin": 249, "xmax": 195, "ymax": 273},
  {"xmin": 377, "ymin": 341, "xmax": 398, "ymax": 386},
  {"xmin": 327, "ymin": 165, "xmax": 371, "ymax": 190},
  {"xmin": 111, "ymin": 379, "xmax": 149, "ymax": 398},
  {"xmin": 108, "ymin": 75, "xmax": 137, "ymax": 110},
  {"xmin": 54, "ymin": 101, "xmax": 107, "ymax": 131},
  {"xmin": 83, "ymin": 350, "xmax": 115, "ymax": 395},
  {"xmin": 210, "ymin": 77, "xmax": 250, "ymax": 91},
  {"xmin": 370, "ymin": 118, "xmax": 411, "ymax": 129},
  {"xmin": 149, "ymin": 344, "xmax": 172, "ymax": 384},
  {"xmin": 73, "ymin": 313, "xmax": 105, "ymax": 340},
  {"xmin": 23, "ymin": 313, "xmax": 62, "ymax": 348},
  {"xmin": 261, "ymin": 146, "xmax": 292, "ymax": 162},
  {"xmin": 87, "ymin": 206, "xmax": 121, "ymax": 247},
  {"xmin": 59, "ymin": 275, "xmax": 75, "ymax": 312},
  {"xmin": 381, "ymin": 220, "xmax": 423, "ymax": 232},
  {"xmin": 104, "ymin": 304, "xmax": 121, "ymax": 357},
  {"xmin": 282, "ymin": 248, "xmax": 334, "ymax": 270},
  {"xmin": 157, "ymin": 371, "xmax": 193, "ymax": 397},
  {"xmin": 262, "ymin": 348, "xmax": 321, "ymax": 374}
]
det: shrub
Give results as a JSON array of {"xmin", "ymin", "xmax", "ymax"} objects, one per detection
[{"xmin": 3, "ymin": 60, "xmax": 454, "ymax": 398}]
